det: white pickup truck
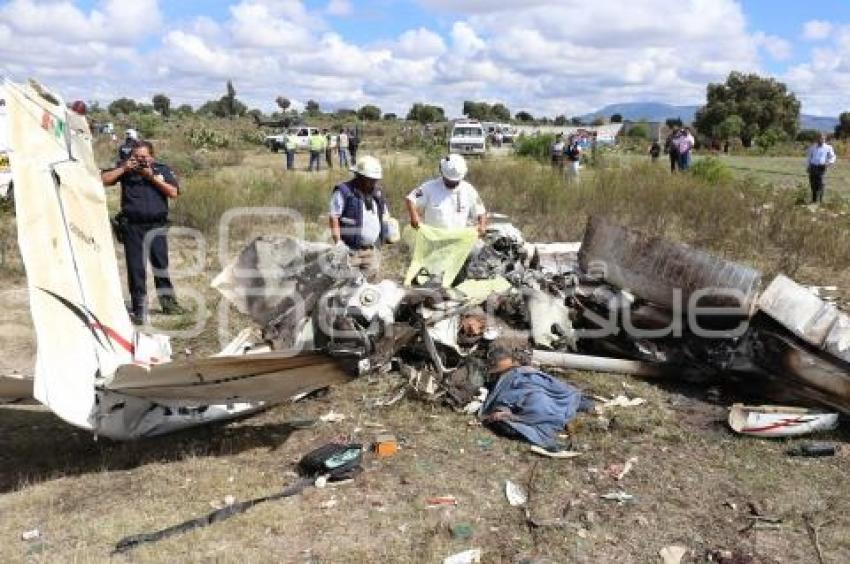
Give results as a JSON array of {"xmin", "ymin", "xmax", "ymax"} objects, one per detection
[
  {"xmin": 449, "ymin": 120, "xmax": 486, "ymax": 156},
  {"xmin": 265, "ymin": 126, "xmax": 326, "ymax": 152}
]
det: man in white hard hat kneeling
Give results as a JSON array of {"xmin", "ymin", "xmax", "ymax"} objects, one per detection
[
  {"xmin": 329, "ymin": 155, "xmax": 394, "ymax": 281},
  {"xmin": 405, "ymin": 153, "xmax": 487, "ymax": 236}
]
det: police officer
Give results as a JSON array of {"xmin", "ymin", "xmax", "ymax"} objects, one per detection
[
  {"xmin": 118, "ymin": 128, "xmax": 139, "ymax": 162},
  {"xmin": 328, "ymin": 155, "xmax": 389, "ymax": 280},
  {"xmin": 101, "ymin": 141, "xmax": 183, "ymax": 324},
  {"xmin": 284, "ymin": 131, "xmax": 297, "ymax": 170}
]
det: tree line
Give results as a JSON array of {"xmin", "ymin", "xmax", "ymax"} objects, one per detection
[{"xmin": 100, "ymin": 75, "xmax": 850, "ymax": 141}]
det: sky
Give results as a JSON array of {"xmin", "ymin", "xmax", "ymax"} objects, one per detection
[{"xmin": 1, "ymin": 0, "xmax": 849, "ymax": 118}]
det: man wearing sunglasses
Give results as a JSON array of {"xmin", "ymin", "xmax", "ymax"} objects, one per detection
[{"xmin": 404, "ymin": 153, "xmax": 486, "ymax": 237}]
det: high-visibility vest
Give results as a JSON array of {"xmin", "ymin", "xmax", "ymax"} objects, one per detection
[
  {"xmin": 284, "ymin": 135, "xmax": 297, "ymax": 150},
  {"xmin": 309, "ymin": 134, "xmax": 325, "ymax": 151}
]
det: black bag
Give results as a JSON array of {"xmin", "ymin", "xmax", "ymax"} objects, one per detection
[{"xmin": 298, "ymin": 442, "xmax": 363, "ymax": 480}]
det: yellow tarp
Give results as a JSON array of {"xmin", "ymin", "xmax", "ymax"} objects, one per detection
[
  {"xmin": 403, "ymin": 224, "xmax": 478, "ymax": 287},
  {"xmin": 455, "ymin": 277, "xmax": 512, "ymax": 304}
]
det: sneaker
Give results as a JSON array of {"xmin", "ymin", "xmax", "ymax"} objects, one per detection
[
  {"xmin": 129, "ymin": 311, "xmax": 147, "ymax": 326},
  {"xmin": 160, "ymin": 297, "xmax": 186, "ymax": 315}
]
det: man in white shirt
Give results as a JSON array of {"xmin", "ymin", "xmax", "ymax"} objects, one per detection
[
  {"xmin": 329, "ymin": 155, "xmax": 388, "ymax": 280},
  {"xmin": 338, "ymin": 128, "xmax": 350, "ymax": 168},
  {"xmin": 405, "ymin": 154, "xmax": 487, "ymax": 237},
  {"xmin": 806, "ymin": 133, "xmax": 837, "ymax": 203}
]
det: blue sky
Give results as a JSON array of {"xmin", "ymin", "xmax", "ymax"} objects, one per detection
[{"xmin": 2, "ymin": 0, "xmax": 850, "ymax": 117}]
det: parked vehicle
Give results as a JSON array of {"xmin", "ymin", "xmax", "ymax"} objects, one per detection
[
  {"xmin": 449, "ymin": 120, "xmax": 486, "ymax": 156},
  {"xmin": 265, "ymin": 126, "xmax": 322, "ymax": 152}
]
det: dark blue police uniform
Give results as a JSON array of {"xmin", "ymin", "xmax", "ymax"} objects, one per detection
[{"xmin": 114, "ymin": 162, "xmax": 179, "ymax": 318}]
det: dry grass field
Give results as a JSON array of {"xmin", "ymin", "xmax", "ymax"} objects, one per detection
[{"xmin": 1, "ymin": 127, "xmax": 849, "ymax": 562}]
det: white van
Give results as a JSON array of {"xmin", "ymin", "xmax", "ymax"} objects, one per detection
[
  {"xmin": 0, "ymin": 87, "xmax": 12, "ymax": 200},
  {"xmin": 449, "ymin": 120, "xmax": 486, "ymax": 156}
]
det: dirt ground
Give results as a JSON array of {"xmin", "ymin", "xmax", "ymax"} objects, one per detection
[{"xmin": 1, "ymin": 147, "xmax": 849, "ymax": 563}]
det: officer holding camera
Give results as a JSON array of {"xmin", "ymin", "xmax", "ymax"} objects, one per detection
[{"xmin": 101, "ymin": 140, "xmax": 183, "ymax": 324}]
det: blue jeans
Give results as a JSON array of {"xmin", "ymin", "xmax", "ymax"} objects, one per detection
[
  {"xmin": 308, "ymin": 151, "xmax": 321, "ymax": 171},
  {"xmin": 677, "ymin": 151, "xmax": 691, "ymax": 171},
  {"xmin": 285, "ymin": 150, "xmax": 295, "ymax": 170},
  {"xmin": 339, "ymin": 147, "xmax": 350, "ymax": 168}
]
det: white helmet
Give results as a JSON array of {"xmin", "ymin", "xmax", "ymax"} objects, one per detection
[
  {"xmin": 350, "ymin": 155, "xmax": 382, "ymax": 180},
  {"xmin": 125, "ymin": 128, "xmax": 139, "ymax": 141},
  {"xmin": 440, "ymin": 153, "xmax": 467, "ymax": 182}
]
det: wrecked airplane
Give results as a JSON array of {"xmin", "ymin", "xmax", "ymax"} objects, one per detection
[{"xmin": 2, "ymin": 78, "xmax": 848, "ymax": 444}]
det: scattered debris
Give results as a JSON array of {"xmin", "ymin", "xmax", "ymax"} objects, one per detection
[
  {"xmin": 600, "ymin": 491, "xmax": 634, "ymax": 504},
  {"xmin": 373, "ymin": 434, "xmax": 399, "ymax": 457},
  {"xmin": 21, "ymin": 529, "xmax": 40, "ymax": 541},
  {"xmin": 600, "ymin": 395, "xmax": 647, "ymax": 409},
  {"xmin": 659, "ymin": 545, "xmax": 688, "ymax": 564},
  {"xmin": 450, "ymin": 522, "xmax": 474, "ymax": 540},
  {"xmin": 319, "ymin": 411, "xmax": 346, "ymax": 423},
  {"xmin": 505, "ymin": 480, "xmax": 528, "ymax": 507},
  {"xmin": 529, "ymin": 445, "xmax": 582, "ymax": 459},
  {"xmin": 607, "ymin": 457, "xmax": 638, "ymax": 481},
  {"xmin": 729, "ymin": 404, "xmax": 839, "ymax": 437},
  {"xmin": 803, "ymin": 513, "xmax": 834, "ymax": 564},
  {"xmin": 787, "ymin": 442, "xmax": 837, "ymax": 457},
  {"xmin": 426, "ymin": 496, "xmax": 458, "ymax": 507},
  {"xmin": 443, "ymin": 548, "xmax": 482, "ymax": 564}
]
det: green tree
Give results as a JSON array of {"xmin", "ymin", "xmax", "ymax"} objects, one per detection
[
  {"xmin": 570, "ymin": 116, "xmax": 583, "ymax": 126},
  {"xmin": 715, "ymin": 114, "xmax": 743, "ymax": 142},
  {"xmin": 627, "ymin": 122, "xmax": 650, "ymax": 139},
  {"xmin": 553, "ymin": 115, "xmax": 567, "ymax": 126},
  {"xmin": 223, "ymin": 80, "xmax": 237, "ymax": 118},
  {"xmin": 796, "ymin": 129, "xmax": 821, "ymax": 143},
  {"xmin": 610, "ymin": 113, "xmax": 623, "ymax": 123},
  {"xmin": 515, "ymin": 111, "xmax": 534, "ymax": 122},
  {"xmin": 152, "ymin": 93, "xmax": 170, "ymax": 117},
  {"xmin": 834, "ymin": 111, "xmax": 850, "ymax": 139},
  {"xmin": 108, "ymin": 97, "xmax": 138, "ymax": 115},
  {"xmin": 383, "ymin": 113, "xmax": 397, "ymax": 121},
  {"xmin": 406, "ymin": 103, "xmax": 445, "ymax": 124},
  {"xmin": 756, "ymin": 126, "xmax": 788, "ymax": 150},
  {"xmin": 305, "ymin": 99, "xmax": 321, "ymax": 116},
  {"xmin": 175, "ymin": 104, "xmax": 193, "ymax": 116},
  {"xmin": 357, "ymin": 104, "xmax": 382, "ymax": 121},
  {"xmin": 491, "ymin": 103, "xmax": 511, "ymax": 122},
  {"xmin": 694, "ymin": 71, "xmax": 800, "ymax": 147},
  {"xmin": 276, "ymin": 96, "xmax": 291, "ymax": 111}
]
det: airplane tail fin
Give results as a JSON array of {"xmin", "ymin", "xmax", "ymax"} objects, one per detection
[{"xmin": 5, "ymin": 79, "xmax": 133, "ymax": 430}]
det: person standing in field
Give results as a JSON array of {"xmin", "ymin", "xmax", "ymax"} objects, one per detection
[
  {"xmin": 328, "ymin": 156, "xmax": 389, "ymax": 280},
  {"xmin": 550, "ymin": 134, "xmax": 565, "ymax": 170},
  {"xmin": 338, "ymin": 128, "xmax": 350, "ymax": 168},
  {"xmin": 101, "ymin": 141, "xmax": 183, "ymax": 324},
  {"xmin": 405, "ymin": 154, "xmax": 487, "ymax": 237},
  {"xmin": 349, "ymin": 129, "xmax": 360, "ymax": 165},
  {"xmin": 308, "ymin": 129, "xmax": 325, "ymax": 171},
  {"xmin": 284, "ymin": 131, "xmax": 297, "ymax": 170},
  {"xmin": 565, "ymin": 136, "xmax": 582, "ymax": 182},
  {"xmin": 676, "ymin": 128, "xmax": 695, "ymax": 171},
  {"xmin": 806, "ymin": 132, "xmax": 837, "ymax": 203},
  {"xmin": 665, "ymin": 130, "xmax": 680, "ymax": 173},
  {"xmin": 324, "ymin": 129, "xmax": 334, "ymax": 170},
  {"xmin": 649, "ymin": 139, "xmax": 661, "ymax": 162}
]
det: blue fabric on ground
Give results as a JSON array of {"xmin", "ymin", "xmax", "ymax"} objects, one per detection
[{"xmin": 480, "ymin": 366, "xmax": 584, "ymax": 450}]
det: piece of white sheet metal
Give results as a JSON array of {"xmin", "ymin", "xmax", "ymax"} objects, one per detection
[{"xmin": 728, "ymin": 403, "xmax": 839, "ymax": 437}]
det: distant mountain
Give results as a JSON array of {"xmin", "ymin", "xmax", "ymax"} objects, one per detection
[{"xmin": 582, "ymin": 102, "xmax": 837, "ymax": 131}]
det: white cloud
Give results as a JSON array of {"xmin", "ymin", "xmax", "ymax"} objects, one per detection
[
  {"xmin": 325, "ymin": 0, "xmax": 352, "ymax": 17},
  {"xmin": 3, "ymin": 0, "xmax": 844, "ymax": 118},
  {"xmin": 803, "ymin": 20, "xmax": 833, "ymax": 41},
  {"xmin": 754, "ymin": 32, "xmax": 792, "ymax": 61}
]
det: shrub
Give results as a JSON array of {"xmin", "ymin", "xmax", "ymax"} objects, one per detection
[
  {"xmin": 513, "ymin": 134, "xmax": 555, "ymax": 162},
  {"xmin": 689, "ymin": 157, "xmax": 734, "ymax": 184}
]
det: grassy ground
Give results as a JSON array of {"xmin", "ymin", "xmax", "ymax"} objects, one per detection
[{"xmin": 2, "ymin": 134, "xmax": 850, "ymax": 562}]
